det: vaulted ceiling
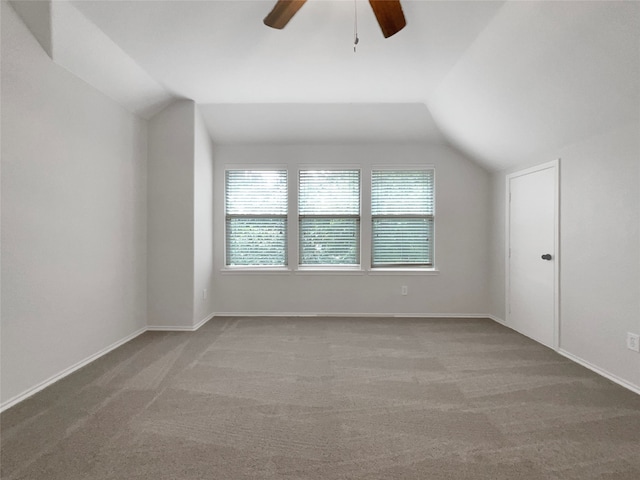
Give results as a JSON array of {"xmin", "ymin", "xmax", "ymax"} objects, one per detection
[{"xmin": 11, "ymin": 0, "xmax": 640, "ymax": 170}]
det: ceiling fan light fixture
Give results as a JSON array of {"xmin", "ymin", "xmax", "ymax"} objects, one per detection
[
  {"xmin": 263, "ymin": 0, "xmax": 406, "ymax": 38},
  {"xmin": 263, "ymin": 0, "xmax": 307, "ymax": 30},
  {"xmin": 369, "ymin": 0, "xmax": 406, "ymax": 38}
]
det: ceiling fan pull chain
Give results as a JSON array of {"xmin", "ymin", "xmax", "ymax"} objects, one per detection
[{"xmin": 354, "ymin": 0, "xmax": 359, "ymax": 52}]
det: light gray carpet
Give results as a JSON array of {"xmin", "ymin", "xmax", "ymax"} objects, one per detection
[{"xmin": 2, "ymin": 317, "xmax": 639, "ymax": 479}]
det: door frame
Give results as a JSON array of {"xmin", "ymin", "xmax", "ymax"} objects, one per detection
[{"xmin": 505, "ymin": 159, "xmax": 560, "ymax": 350}]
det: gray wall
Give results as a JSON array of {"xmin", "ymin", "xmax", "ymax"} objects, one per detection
[
  {"xmin": 193, "ymin": 107, "xmax": 215, "ymax": 324},
  {"xmin": 1, "ymin": 2, "xmax": 148, "ymax": 405},
  {"xmin": 147, "ymin": 100, "xmax": 195, "ymax": 328},
  {"xmin": 489, "ymin": 122, "xmax": 640, "ymax": 390},
  {"xmin": 2, "ymin": 0, "xmax": 637, "ymax": 407},
  {"xmin": 212, "ymin": 143, "xmax": 491, "ymax": 316},
  {"xmin": 147, "ymin": 99, "xmax": 215, "ymax": 328}
]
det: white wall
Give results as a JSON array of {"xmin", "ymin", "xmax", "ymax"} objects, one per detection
[
  {"xmin": 147, "ymin": 99, "xmax": 215, "ymax": 328},
  {"xmin": 193, "ymin": 107, "xmax": 215, "ymax": 324},
  {"xmin": 488, "ymin": 169, "xmax": 506, "ymax": 321},
  {"xmin": 559, "ymin": 123, "xmax": 640, "ymax": 389},
  {"xmin": 1, "ymin": 1, "xmax": 147, "ymax": 405},
  {"xmin": 212, "ymin": 143, "xmax": 491, "ymax": 316},
  {"xmin": 147, "ymin": 100, "xmax": 195, "ymax": 328},
  {"xmin": 489, "ymin": 122, "xmax": 640, "ymax": 390}
]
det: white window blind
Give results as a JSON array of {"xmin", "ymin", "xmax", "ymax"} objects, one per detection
[
  {"xmin": 299, "ymin": 170, "xmax": 360, "ymax": 265},
  {"xmin": 371, "ymin": 169, "xmax": 434, "ymax": 267},
  {"xmin": 225, "ymin": 170, "xmax": 287, "ymax": 266}
]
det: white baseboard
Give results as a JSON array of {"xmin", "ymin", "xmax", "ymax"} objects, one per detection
[
  {"xmin": 2, "ymin": 314, "xmax": 218, "ymax": 412},
  {"xmin": 213, "ymin": 312, "xmax": 495, "ymax": 319},
  {"xmin": 8, "ymin": 314, "xmax": 633, "ymax": 413},
  {"xmin": 487, "ymin": 315, "xmax": 506, "ymax": 324},
  {"xmin": 558, "ymin": 349, "xmax": 640, "ymax": 396},
  {"xmin": 470, "ymin": 316, "xmax": 638, "ymax": 396},
  {"xmin": 146, "ymin": 325, "xmax": 194, "ymax": 331},
  {"xmin": 393, "ymin": 313, "xmax": 494, "ymax": 319},
  {"xmin": 147, "ymin": 313, "xmax": 214, "ymax": 332},
  {"xmin": 193, "ymin": 313, "xmax": 215, "ymax": 330},
  {"xmin": 147, "ymin": 313, "xmax": 215, "ymax": 332},
  {"xmin": 0, "ymin": 327, "xmax": 147, "ymax": 413}
]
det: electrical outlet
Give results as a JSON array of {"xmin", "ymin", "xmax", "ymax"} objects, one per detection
[
  {"xmin": 401, "ymin": 286, "xmax": 408, "ymax": 296},
  {"xmin": 627, "ymin": 333, "xmax": 640, "ymax": 352}
]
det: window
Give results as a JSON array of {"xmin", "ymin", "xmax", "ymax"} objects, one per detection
[
  {"xmin": 299, "ymin": 170, "xmax": 360, "ymax": 266},
  {"xmin": 371, "ymin": 169, "xmax": 434, "ymax": 267},
  {"xmin": 223, "ymin": 167, "xmax": 435, "ymax": 271},
  {"xmin": 225, "ymin": 170, "xmax": 287, "ymax": 266}
]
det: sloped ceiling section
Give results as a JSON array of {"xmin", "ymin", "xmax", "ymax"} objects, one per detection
[
  {"xmin": 9, "ymin": 0, "xmax": 52, "ymax": 56},
  {"xmin": 69, "ymin": 0, "xmax": 504, "ymax": 104},
  {"xmin": 10, "ymin": 1, "xmax": 640, "ymax": 170},
  {"xmin": 430, "ymin": 0, "xmax": 640, "ymax": 170},
  {"xmin": 11, "ymin": 0, "xmax": 174, "ymax": 118}
]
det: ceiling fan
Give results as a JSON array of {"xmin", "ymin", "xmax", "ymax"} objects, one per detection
[{"xmin": 264, "ymin": 0, "xmax": 406, "ymax": 38}]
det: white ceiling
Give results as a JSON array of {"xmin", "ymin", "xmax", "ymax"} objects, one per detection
[
  {"xmin": 429, "ymin": 0, "xmax": 640, "ymax": 170},
  {"xmin": 199, "ymin": 103, "xmax": 443, "ymax": 144},
  {"xmin": 12, "ymin": 0, "xmax": 640, "ymax": 170},
  {"xmin": 70, "ymin": 0, "xmax": 505, "ymax": 103}
]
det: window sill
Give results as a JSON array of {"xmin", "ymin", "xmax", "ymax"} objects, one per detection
[{"xmin": 220, "ymin": 267, "xmax": 439, "ymax": 276}]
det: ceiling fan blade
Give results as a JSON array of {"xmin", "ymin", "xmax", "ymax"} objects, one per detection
[
  {"xmin": 264, "ymin": 0, "xmax": 307, "ymax": 30},
  {"xmin": 369, "ymin": 0, "xmax": 406, "ymax": 38}
]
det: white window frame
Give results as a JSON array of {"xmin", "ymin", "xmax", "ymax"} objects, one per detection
[
  {"xmin": 220, "ymin": 164, "xmax": 438, "ymax": 275},
  {"xmin": 297, "ymin": 166, "xmax": 362, "ymax": 270},
  {"xmin": 223, "ymin": 167, "xmax": 290, "ymax": 271},
  {"xmin": 369, "ymin": 166, "xmax": 437, "ymax": 272}
]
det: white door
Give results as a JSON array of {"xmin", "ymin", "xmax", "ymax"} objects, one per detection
[{"xmin": 507, "ymin": 161, "xmax": 558, "ymax": 349}]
